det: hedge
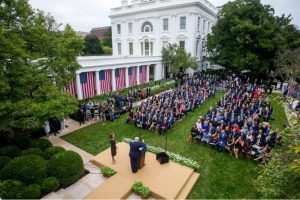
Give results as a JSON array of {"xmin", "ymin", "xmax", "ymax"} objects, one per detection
[
  {"xmin": 22, "ymin": 184, "xmax": 41, "ymax": 199},
  {"xmin": 0, "ymin": 156, "xmax": 11, "ymax": 170},
  {"xmin": 0, "ymin": 155, "xmax": 47, "ymax": 185},
  {"xmin": 0, "ymin": 145, "xmax": 21, "ymax": 158},
  {"xmin": 32, "ymin": 139, "xmax": 53, "ymax": 151},
  {"xmin": 0, "ymin": 179, "xmax": 24, "ymax": 199},
  {"xmin": 47, "ymin": 151, "xmax": 84, "ymax": 187},
  {"xmin": 9, "ymin": 136, "xmax": 32, "ymax": 150},
  {"xmin": 41, "ymin": 177, "xmax": 60, "ymax": 194},
  {"xmin": 44, "ymin": 146, "xmax": 65, "ymax": 160},
  {"xmin": 20, "ymin": 148, "xmax": 45, "ymax": 158}
]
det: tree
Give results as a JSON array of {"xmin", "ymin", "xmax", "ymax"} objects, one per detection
[
  {"xmin": 271, "ymin": 48, "xmax": 300, "ymax": 82},
  {"xmin": 102, "ymin": 27, "xmax": 112, "ymax": 48},
  {"xmin": 82, "ymin": 35, "xmax": 103, "ymax": 55},
  {"xmin": 254, "ymin": 125, "xmax": 300, "ymax": 198},
  {"xmin": 207, "ymin": 0, "xmax": 281, "ymax": 78},
  {"xmin": 162, "ymin": 43, "xmax": 197, "ymax": 72},
  {"xmin": 102, "ymin": 46, "xmax": 112, "ymax": 55},
  {"xmin": 0, "ymin": 0, "xmax": 83, "ymax": 135}
]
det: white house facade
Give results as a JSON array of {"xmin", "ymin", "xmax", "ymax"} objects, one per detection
[{"xmin": 72, "ymin": 0, "xmax": 218, "ymax": 100}]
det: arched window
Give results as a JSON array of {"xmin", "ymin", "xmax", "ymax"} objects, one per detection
[{"xmin": 141, "ymin": 21, "xmax": 153, "ymax": 32}]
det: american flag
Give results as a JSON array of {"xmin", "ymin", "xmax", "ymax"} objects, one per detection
[
  {"xmin": 128, "ymin": 67, "xmax": 137, "ymax": 86},
  {"xmin": 62, "ymin": 80, "xmax": 77, "ymax": 98},
  {"xmin": 139, "ymin": 65, "xmax": 147, "ymax": 84},
  {"xmin": 99, "ymin": 70, "xmax": 112, "ymax": 93},
  {"xmin": 80, "ymin": 72, "xmax": 96, "ymax": 99},
  {"xmin": 115, "ymin": 68, "xmax": 125, "ymax": 90}
]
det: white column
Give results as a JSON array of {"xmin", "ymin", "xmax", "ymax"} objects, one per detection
[
  {"xmin": 136, "ymin": 66, "xmax": 140, "ymax": 85},
  {"xmin": 76, "ymin": 73, "xmax": 83, "ymax": 100},
  {"xmin": 111, "ymin": 68, "xmax": 116, "ymax": 91},
  {"xmin": 146, "ymin": 65, "xmax": 150, "ymax": 83},
  {"xmin": 95, "ymin": 71, "xmax": 101, "ymax": 95},
  {"xmin": 125, "ymin": 67, "xmax": 129, "ymax": 88},
  {"xmin": 154, "ymin": 64, "xmax": 162, "ymax": 81}
]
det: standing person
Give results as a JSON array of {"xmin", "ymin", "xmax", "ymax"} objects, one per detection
[
  {"xmin": 129, "ymin": 137, "xmax": 142, "ymax": 173},
  {"xmin": 78, "ymin": 106, "xmax": 85, "ymax": 125},
  {"xmin": 146, "ymin": 85, "xmax": 151, "ymax": 98},
  {"xmin": 110, "ymin": 133, "xmax": 117, "ymax": 164},
  {"xmin": 43, "ymin": 121, "xmax": 50, "ymax": 137}
]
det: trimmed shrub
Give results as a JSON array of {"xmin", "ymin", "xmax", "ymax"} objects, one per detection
[
  {"xmin": 20, "ymin": 148, "xmax": 45, "ymax": 158},
  {"xmin": 44, "ymin": 146, "xmax": 65, "ymax": 159},
  {"xmin": 100, "ymin": 166, "xmax": 116, "ymax": 177},
  {"xmin": 0, "ymin": 155, "xmax": 47, "ymax": 185},
  {"xmin": 9, "ymin": 136, "xmax": 31, "ymax": 150},
  {"xmin": 0, "ymin": 135, "xmax": 9, "ymax": 148},
  {"xmin": 0, "ymin": 179, "xmax": 24, "ymax": 199},
  {"xmin": 23, "ymin": 184, "xmax": 41, "ymax": 199},
  {"xmin": 47, "ymin": 151, "xmax": 84, "ymax": 187},
  {"xmin": 41, "ymin": 177, "xmax": 60, "ymax": 194},
  {"xmin": 0, "ymin": 145, "xmax": 21, "ymax": 158},
  {"xmin": 0, "ymin": 156, "xmax": 11, "ymax": 170},
  {"xmin": 32, "ymin": 139, "xmax": 52, "ymax": 151}
]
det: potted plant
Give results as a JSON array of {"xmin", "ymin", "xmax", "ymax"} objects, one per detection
[
  {"xmin": 132, "ymin": 181, "xmax": 151, "ymax": 199},
  {"xmin": 99, "ymin": 166, "xmax": 116, "ymax": 177}
]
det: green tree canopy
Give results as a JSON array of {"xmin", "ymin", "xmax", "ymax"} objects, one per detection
[
  {"xmin": 162, "ymin": 43, "xmax": 197, "ymax": 73},
  {"xmin": 102, "ymin": 27, "xmax": 112, "ymax": 48},
  {"xmin": 0, "ymin": 0, "xmax": 83, "ymax": 135},
  {"xmin": 207, "ymin": 0, "xmax": 281, "ymax": 77},
  {"xmin": 83, "ymin": 35, "xmax": 104, "ymax": 56}
]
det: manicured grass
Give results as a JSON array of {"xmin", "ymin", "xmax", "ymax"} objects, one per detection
[
  {"xmin": 269, "ymin": 93, "xmax": 289, "ymax": 130},
  {"xmin": 62, "ymin": 92, "xmax": 287, "ymax": 199}
]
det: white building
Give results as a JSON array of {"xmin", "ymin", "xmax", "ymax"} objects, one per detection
[{"xmin": 73, "ymin": 0, "xmax": 217, "ymax": 100}]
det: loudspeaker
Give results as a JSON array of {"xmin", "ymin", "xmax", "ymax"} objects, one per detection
[{"xmin": 156, "ymin": 152, "xmax": 169, "ymax": 164}]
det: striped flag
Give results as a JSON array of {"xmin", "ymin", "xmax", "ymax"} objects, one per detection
[
  {"xmin": 80, "ymin": 72, "xmax": 96, "ymax": 99},
  {"xmin": 99, "ymin": 70, "xmax": 112, "ymax": 93},
  {"xmin": 115, "ymin": 68, "xmax": 125, "ymax": 90},
  {"xmin": 62, "ymin": 80, "xmax": 77, "ymax": 97},
  {"xmin": 139, "ymin": 65, "xmax": 147, "ymax": 84},
  {"xmin": 128, "ymin": 67, "xmax": 137, "ymax": 87}
]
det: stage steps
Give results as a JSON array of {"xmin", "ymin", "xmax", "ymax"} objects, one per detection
[
  {"xmin": 176, "ymin": 172, "xmax": 200, "ymax": 199},
  {"xmin": 84, "ymin": 173, "xmax": 134, "ymax": 199}
]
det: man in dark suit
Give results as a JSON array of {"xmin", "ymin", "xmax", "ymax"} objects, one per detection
[{"xmin": 129, "ymin": 137, "xmax": 143, "ymax": 173}]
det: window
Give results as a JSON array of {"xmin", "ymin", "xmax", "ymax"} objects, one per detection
[
  {"xmin": 207, "ymin": 22, "xmax": 210, "ymax": 33},
  {"xmin": 129, "ymin": 42, "xmax": 133, "ymax": 55},
  {"xmin": 128, "ymin": 23, "xmax": 132, "ymax": 33},
  {"xmin": 141, "ymin": 21, "xmax": 153, "ymax": 32},
  {"xmin": 117, "ymin": 24, "xmax": 121, "ymax": 34},
  {"xmin": 145, "ymin": 39, "xmax": 150, "ymax": 56},
  {"xmin": 163, "ymin": 18, "xmax": 168, "ymax": 31},
  {"xmin": 150, "ymin": 42, "xmax": 153, "ymax": 56},
  {"xmin": 203, "ymin": 19, "xmax": 206, "ymax": 32},
  {"xmin": 118, "ymin": 43, "xmax": 122, "ymax": 55},
  {"xmin": 180, "ymin": 16, "xmax": 186, "ymax": 30},
  {"xmin": 197, "ymin": 17, "xmax": 201, "ymax": 30},
  {"xmin": 179, "ymin": 41, "xmax": 185, "ymax": 49}
]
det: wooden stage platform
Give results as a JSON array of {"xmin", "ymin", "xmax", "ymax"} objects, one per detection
[{"xmin": 85, "ymin": 142, "xmax": 199, "ymax": 199}]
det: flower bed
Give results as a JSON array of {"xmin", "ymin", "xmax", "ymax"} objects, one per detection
[
  {"xmin": 132, "ymin": 181, "xmax": 151, "ymax": 198},
  {"xmin": 99, "ymin": 166, "xmax": 116, "ymax": 177},
  {"xmin": 123, "ymin": 138, "xmax": 200, "ymax": 171}
]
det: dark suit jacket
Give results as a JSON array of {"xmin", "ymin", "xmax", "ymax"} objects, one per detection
[{"xmin": 129, "ymin": 142, "xmax": 142, "ymax": 158}]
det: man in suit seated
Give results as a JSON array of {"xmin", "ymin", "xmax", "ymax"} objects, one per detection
[{"xmin": 129, "ymin": 137, "xmax": 143, "ymax": 173}]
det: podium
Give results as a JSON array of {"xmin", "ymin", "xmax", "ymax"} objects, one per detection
[{"xmin": 138, "ymin": 152, "xmax": 146, "ymax": 169}]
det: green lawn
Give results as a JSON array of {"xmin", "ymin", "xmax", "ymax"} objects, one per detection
[{"xmin": 62, "ymin": 92, "xmax": 287, "ymax": 199}]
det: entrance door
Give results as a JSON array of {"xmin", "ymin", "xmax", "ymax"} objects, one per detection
[{"xmin": 149, "ymin": 65, "xmax": 155, "ymax": 81}]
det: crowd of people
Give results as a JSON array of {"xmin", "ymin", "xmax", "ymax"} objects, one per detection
[
  {"xmin": 77, "ymin": 87, "xmax": 151, "ymax": 124},
  {"xmin": 188, "ymin": 77, "xmax": 281, "ymax": 164},
  {"xmin": 127, "ymin": 73, "xmax": 220, "ymax": 134}
]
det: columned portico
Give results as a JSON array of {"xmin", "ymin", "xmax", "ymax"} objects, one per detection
[
  {"xmin": 95, "ymin": 71, "xmax": 101, "ymax": 95},
  {"xmin": 111, "ymin": 68, "xmax": 116, "ymax": 91},
  {"xmin": 125, "ymin": 67, "xmax": 129, "ymax": 87},
  {"xmin": 154, "ymin": 63, "xmax": 162, "ymax": 81},
  {"xmin": 76, "ymin": 73, "xmax": 83, "ymax": 100},
  {"xmin": 136, "ymin": 66, "xmax": 140, "ymax": 85}
]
